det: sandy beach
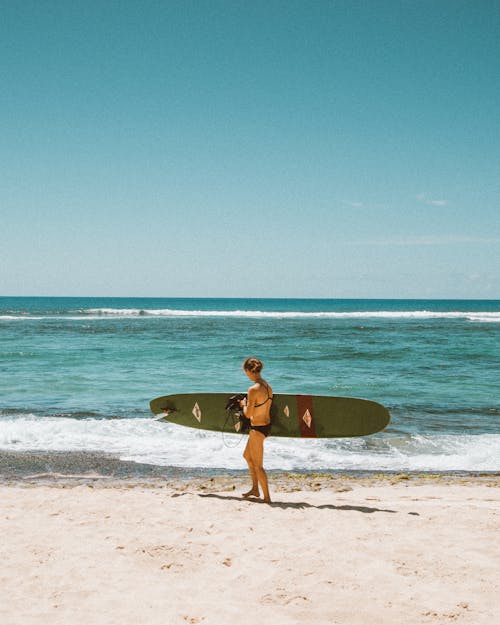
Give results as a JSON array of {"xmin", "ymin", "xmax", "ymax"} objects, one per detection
[{"xmin": 1, "ymin": 474, "xmax": 498, "ymax": 625}]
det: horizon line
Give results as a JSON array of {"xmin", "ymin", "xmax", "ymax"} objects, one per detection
[{"xmin": 1, "ymin": 295, "xmax": 499, "ymax": 302}]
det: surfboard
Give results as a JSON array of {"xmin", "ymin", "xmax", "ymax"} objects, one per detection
[{"xmin": 149, "ymin": 393, "xmax": 390, "ymax": 438}]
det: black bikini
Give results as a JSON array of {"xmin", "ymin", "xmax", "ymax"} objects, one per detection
[
  {"xmin": 253, "ymin": 382, "xmax": 273, "ymax": 408},
  {"xmin": 250, "ymin": 423, "xmax": 272, "ymax": 437},
  {"xmin": 250, "ymin": 383, "xmax": 273, "ymax": 437}
]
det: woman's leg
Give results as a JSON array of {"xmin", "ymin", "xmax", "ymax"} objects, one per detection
[
  {"xmin": 246, "ymin": 430, "xmax": 271, "ymax": 503},
  {"xmin": 242, "ymin": 436, "xmax": 259, "ymax": 497}
]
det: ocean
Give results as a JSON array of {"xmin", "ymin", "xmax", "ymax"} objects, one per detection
[{"xmin": 1, "ymin": 297, "xmax": 499, "ymax": 478}]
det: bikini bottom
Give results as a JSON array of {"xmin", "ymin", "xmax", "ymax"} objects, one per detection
[{"xmin": 250, "ymin": 423, "xmax": 271, "ymax": 437}]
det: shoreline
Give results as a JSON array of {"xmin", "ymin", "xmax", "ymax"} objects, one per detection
[
  {"xmin": 1, "ymin": 449, "xmax": 499, "ymax": 488},
  {"xmin": 2, "ymin": 469, "xmax": 499, "ymax": 490},
  {"xmin": 3, "ymin": 447, "xmax": 498, "ymax": 493}
]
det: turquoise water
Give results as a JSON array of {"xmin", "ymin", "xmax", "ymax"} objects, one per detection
[{"xmin": 1, "ymin": 297, "xmax": 499, "ymax": 473}]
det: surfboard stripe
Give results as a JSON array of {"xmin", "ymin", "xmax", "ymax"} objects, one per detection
[{"xmin": 296, "ymin": 395, "xmax": 317, "ymax": 438}]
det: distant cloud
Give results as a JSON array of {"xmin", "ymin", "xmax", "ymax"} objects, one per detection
[
  {"xmin": 416, "ymin": 193, "xmax": 448, "ymax": 207},
  {"xmin": 343, "ymin": 195, "xmax": 449, "ymax": 209}
]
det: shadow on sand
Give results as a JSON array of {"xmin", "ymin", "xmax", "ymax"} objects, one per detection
[{"xmin": 196, "ymin": 492, "xmax": 412, "ymax": 514}]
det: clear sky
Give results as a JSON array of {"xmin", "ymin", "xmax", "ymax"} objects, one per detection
[{"xmin": 1, "ymin": 0, "xmax": 499, "ymax": 298}]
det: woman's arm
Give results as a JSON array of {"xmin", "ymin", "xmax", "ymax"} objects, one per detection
[{"xmin": 242, "ymin": 386, "xmax": 257, "ymax": 419}]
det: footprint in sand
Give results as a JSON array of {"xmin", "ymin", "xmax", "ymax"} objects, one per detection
[{"xmin": 260, "ymin": 592, "xmax": 309, "ymax": 606}]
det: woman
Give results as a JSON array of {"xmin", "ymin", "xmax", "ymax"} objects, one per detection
[{"xmin": 240, "ymin": 357, "xmax": 273, "ymax": 503}]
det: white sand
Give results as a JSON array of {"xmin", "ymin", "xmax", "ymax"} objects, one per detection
[{"xmin": 1, "ymin": 476, "xmax": 498, "ymax": 625}]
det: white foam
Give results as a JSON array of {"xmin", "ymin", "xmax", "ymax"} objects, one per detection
[
  {"xmin": 0, "ymin": 414, "xmax": 498, "ymax": 472},
  {"xmin": 85, "ymin": 309, "xmax": 500, "ymax": 321},
  {"xmin": 468, "ymin": 314, "xmax": 500, "ymax": 323},
  {"xmin": 0, "ymin": 315, "xmax": 43, "ymax": 321},
  {"xmin": 2, "ymin": 309, "xmax": 500, "ymax": 322}
]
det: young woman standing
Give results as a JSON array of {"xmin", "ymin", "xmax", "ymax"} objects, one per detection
[{"xmin": 240, "ymin": 357, "xmax": 273, "ymax": 503}]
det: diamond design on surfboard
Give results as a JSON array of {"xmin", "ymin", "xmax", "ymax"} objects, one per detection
[
  {"xmin": 284, "ymin": 405, "xmax": 290, "ymax": 417},
  {"xmin": 302, "ymin": 409, "xmax": 312, "ymax": 428},
  {"xmin": 192, "ymin": 402, "xmax": 202, "ymax": 422}
]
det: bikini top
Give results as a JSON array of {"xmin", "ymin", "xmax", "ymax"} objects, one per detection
[{"xmin": 253, "ymin": 382, "xmax": 273, "ymax": 408}]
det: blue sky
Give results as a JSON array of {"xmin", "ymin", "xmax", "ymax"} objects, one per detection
[{"xmin": 1, "ymin": 0, "xmax": 499, "ymax": 298}]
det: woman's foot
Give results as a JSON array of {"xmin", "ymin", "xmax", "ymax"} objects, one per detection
[{"xmin": 242, "ymin": 488, "xmax": 260, "ymax": 498}]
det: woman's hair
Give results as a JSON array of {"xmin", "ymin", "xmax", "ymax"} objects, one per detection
[{"xmin": 243, "ymin": 357, "xmax": 263, "ymax": 373}]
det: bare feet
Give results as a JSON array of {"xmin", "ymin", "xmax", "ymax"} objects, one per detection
[
  {"xmin": 242, "ymin": 488, "xmax": 260, "ymax": 498},
  {"xmin": 252, "ymin": 496, "xmax": 272, "ymax": 504}
]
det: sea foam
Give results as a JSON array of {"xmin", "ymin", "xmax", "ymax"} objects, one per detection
[
  {"xmin": 2, "ymin": 309, "xmax": 500, "ymax": 322},
  {"xmin": 85, "ymin": 309, "xmax": 500, "ymax": 321},
  {"xmin": 1, "ymin": 414, "xmax": 498, "ymax": 472}
]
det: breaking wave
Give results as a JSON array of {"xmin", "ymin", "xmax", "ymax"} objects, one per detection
[
  {"xmin": 2, "ymin": 309, "xmax": 500, "ymax": 322},
  {"xmin": 1, "ymin": 413, "xmax": 498, "ymax": 472}
]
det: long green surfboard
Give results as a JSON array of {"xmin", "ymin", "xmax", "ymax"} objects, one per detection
[{"xmin": 150, "ymin": 393, "xmax": 390, "ymax": 438}]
